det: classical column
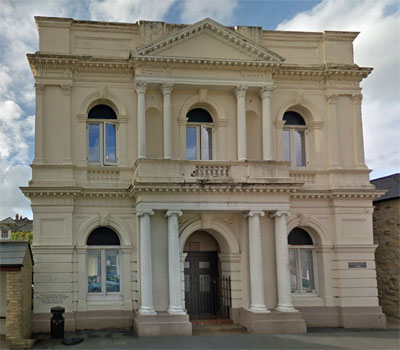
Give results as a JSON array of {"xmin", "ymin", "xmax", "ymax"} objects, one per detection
[
  {"xmin": 260, "ymin": 85, "xmax": 273, "ymax": 161},
  {"xmin": 34, "ymin": 83, "xmax": 44, "ymax": 164},
  {"xmin": 235, "ymin": 85, "xmax": 247, "ymax": 161},
  {"xmin": 137, "ymin": 209, "xmax": 156, "ymax": 315},
  {"xmin": 165, "ymin": 210, "xmax": 185, "ymax": 314},
  {"xmin": 247, "ymin": 210, "xmax": 269, "ymax": 312},
  {"xmin": 271, "ymin": 211, "xmax": 296, "ymax": 312},
  {"xmin": 352, "ymin": 94, "xmax": 366, "ymax": 168},
  {"xmin": 135, "ymin": 81, "xmax": 147, "ymax": 159},
  {"xmin": 161, "ymin": 83, "xmax": 174, "ymax": 159},
  {"xmin": 326, "ymin": 94, "xmax": 340, "ymax": 168},
  {"xmin": 61, "ymin": 84, "xmax": 72, "ymax": 164}
]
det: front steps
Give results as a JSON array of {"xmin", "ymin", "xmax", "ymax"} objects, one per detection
[{"xmin": 192, "ymin": 319, "xmax": 247, "ymax": 335}]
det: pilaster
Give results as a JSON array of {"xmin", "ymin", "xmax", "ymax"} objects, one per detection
[{"xmin": 235, "ymin": 85, "xmax": 248, "ymax": 161}]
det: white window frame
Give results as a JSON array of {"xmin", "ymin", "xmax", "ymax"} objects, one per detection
[
  {"xmin": 283, "ymin": 125, "xmax": 308, "ymax": 168},
  {"xmin": 87, "ymin": 121, "xmax": 118, "ymax": 166},
  {"xmin": 186, "ymin": 122, "xmax": 214, "ymax": 160},
  {"xmin": 87, "ymin": 246, "xmax": 122, "ymax": 301},
  {"xmin": 289, "ymin": 245, "xmax": 318, "ymax": 296}
]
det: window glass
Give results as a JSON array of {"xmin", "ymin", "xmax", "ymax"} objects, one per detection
[
  {"xmin": 88, "ymin": 124, "xmax": 101, "ymax": 163},
  {"xmin": 88, "ymin": 250, "xmax": 102, "ymax": 293},
  {"xmin": 295, "ymin": 130, "xmax": 306, "ymax": 166},
  {"xmin": 106, "ymin": 250, "xmax": 120, "ymax": 292},
  {"xmin": 186, "ymin": 127, "xmax": 197, "ymax": 160},
  {"xmin": 201, "ymin": 126, "xmax": 212, "ymax": 160},
  {"xmin": 300, "ymin": 250, "xmax": 315, "ymax": 292},
  {"xmin": 105, "ymin": 123, "xmax": 116, "ymax": 163},
  {"xmin": 289, "ymin": 249, "xmax": 298, "ymax": 292},
  {"xmin": 199, "ymin": 274, "xmax": 210, "ymax": 292},
  {"xmin": 184, "ymin": 275, "xmax": 191, "ymax": 292},
  {"xmin": 283, "ymin": 129, "xmax": 291, "ymax": 162}
]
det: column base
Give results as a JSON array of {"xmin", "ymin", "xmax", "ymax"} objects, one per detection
[
  {"xmin": 139, "ymin": 307, "xmax": 157, "ymax": 316},
  {"xmin": 275, "ymin": 304, "xmax": 298, "ymax": 313},
  {"xmin": 133, "ymin": 311, "xmax": 192, "ymax": 336},
  {"xmin": 238, "ymin": 308, "xmax": 306, "ymax": 334},
  {"xmin": 248, "ymin": 305, "xmax": 270, "ymax": 313},
  {"xmin": 167, "ymin": 306, "xmax": 186, "ymax": 315}
]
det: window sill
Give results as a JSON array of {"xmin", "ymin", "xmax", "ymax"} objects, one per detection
[{"xmin": 87, "ymin": 294, "xmax": 123, "ymax": 302}]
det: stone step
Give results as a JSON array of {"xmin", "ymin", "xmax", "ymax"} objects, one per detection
[
  {"xmin": 192, "ymin": 319, "xmax": 233, "ymax": 326},
  {"xmin": 193, "ymin": 324, "xmax": 248, "ymax": 335}
]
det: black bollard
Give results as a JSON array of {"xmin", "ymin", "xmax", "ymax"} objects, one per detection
[{"xmin": 50, "ymin": 306, "xmax": 65, "ymax": 339}]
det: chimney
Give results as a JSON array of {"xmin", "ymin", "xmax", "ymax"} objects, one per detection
[{"xmin": 15, "ymin": 214, "xmax": 19, "ymax": 221}]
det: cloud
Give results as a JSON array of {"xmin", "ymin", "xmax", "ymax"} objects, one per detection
[
  {"xmin": 277, "ymin": 0, "xmax": 400, "ymax": 178},
  {"xmin": 179, "ymin": 0, "xmax": 238, "ymax": 24},
  {"xmin": 89, "ymin": 0, "xmax": 176, "ymax": 22},
  {"xmin": 0, "ymin": 165, "xmax": 32, "ymax": 219}
]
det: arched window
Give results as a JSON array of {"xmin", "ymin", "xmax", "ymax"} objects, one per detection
[
  {"xmin": 88, "ymin": 104, "xmax": 117, "ymax": 165},
  {"xmin": 87, "ymin": 227, "xmax": 121, "ymax": 295},
  {"xmin": 282, "ymin": 111, "xmax": 307, "ymax": 167},
  {"xmin": 186, "ymin": 108, "xmax": 213, "ymax": 160},
  {"xmin": 288, "ymin": 228, "xmax": 316, "ymax": 294}
]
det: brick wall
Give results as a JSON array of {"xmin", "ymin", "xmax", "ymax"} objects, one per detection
[
  {"xmin": 373, "ymin": 198, "xmax": 400, "ymax": 318},
  {"xmin": 5, "ymin": 251, "xmax": 33, "ymax": 341}
]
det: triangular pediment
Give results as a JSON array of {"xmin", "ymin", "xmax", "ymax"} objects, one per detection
[{"xmin": 133, "ymin": 18, "xmax": 284, "ymax": 64}]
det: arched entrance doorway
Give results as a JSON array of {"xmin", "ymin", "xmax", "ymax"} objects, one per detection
[{"xmin": 183, "ymin": 231, "xmax": 230, "ymax": 320}]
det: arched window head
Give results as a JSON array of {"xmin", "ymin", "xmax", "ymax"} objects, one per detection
[
  {"xmin": 87, "ymin": 227, "xmax": 120, "ymax": 246},
  {"xmin": 288, "ymin": 228, "xmax": 313, "ymax": 245},
  {"xmin": 186, "ymin": 108, "xmax": 213, "ymax": 160},
  {"xmin": 282, "ymin": 111, "xmax": 307, "ymax": 167},
  {"xmin": 187, "ymin": 108, "xmax": 213, "ymax": 123},
  {"xmin": 88, "ymin": 104, "xmax": 117, "ymax": 165},
  {"xmin": 88, "ymin": 104, "xmax": 117, "ymax": 120},
  {"xmin": 283, "ymin": 111, "xmax": 306, "ymax": 126},
  {"xmin": 288, "ymin": 227, "xmax": 316, "ymax": 294}
]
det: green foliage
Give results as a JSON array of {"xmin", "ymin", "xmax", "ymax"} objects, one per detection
[{"xmin": 10, "ymin": 231, "xmax": 33, "ymax": 245}]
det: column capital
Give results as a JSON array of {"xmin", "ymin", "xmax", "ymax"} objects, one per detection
[
  {"xmin": 235, "ymin": 84, "xmax": 248, "ymax": 98},
  {"xmin": 61, "ymin": 83, "xmax": 72, "ymax": 96},
  {"xmin": 269, "ymin": 210, "xmax": 289, "ymax": 219},
  {"xmin": 136, "ymin": 209, "xmax": 154, "ymax": 217},
  {"xmin": 352, "ymin": 94, "xmax": 363, "ymax": 105},
  {"xmin": 165, "ymin": 210, "xmax": 182, "ymax": 218},
  {"xmin": 35, "ymin": 83, "xmax": 45, "ymax": 95},
  {"xmin": 135, "ymin": 80, "xmax": 147, "ymax": 94},
  {"xmin": 161, "ymin": 82, "xmax": 174, "ymax": 95},
  {"xmin": 325, "ymin": 93, "xmax": 337, "ymax": 104},
  {"xmin": 247, "ymin": 210, "xmax": 265, "ymax": 218},
  {"xmin": 260, "ymin": 85, "xmax": 274, "ymax": 98}
]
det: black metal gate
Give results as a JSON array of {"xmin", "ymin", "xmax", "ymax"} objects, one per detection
[{"xmin": 184, "ymin": 251, "xmax": 232, "ymax": 320}]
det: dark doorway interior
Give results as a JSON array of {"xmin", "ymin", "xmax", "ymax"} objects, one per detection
[{"xmin": 184, "ymin": 251, "xmax": 220, "ymax": 320}]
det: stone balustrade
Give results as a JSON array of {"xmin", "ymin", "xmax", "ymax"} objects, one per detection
[{"xmin": 132, "ymin": 159, "xmax": 292, "ymax": 185}]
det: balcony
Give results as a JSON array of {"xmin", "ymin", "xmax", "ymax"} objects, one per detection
[{"xmin": 132, "ymin": 159, "xmax": 293, "ymax": 185}]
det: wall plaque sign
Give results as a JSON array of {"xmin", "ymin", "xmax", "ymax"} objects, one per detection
[{"xmin": 348, "ymin": 262, "xmax": 367, "ymax": 269}]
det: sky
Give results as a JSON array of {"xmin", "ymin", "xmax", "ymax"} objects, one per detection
[{"xmin": 0, "ymin": 0, "xmax": 399, "ymax": 219}]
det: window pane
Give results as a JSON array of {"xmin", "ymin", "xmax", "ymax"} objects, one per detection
[
  {"xmin": 201, "ymin": 126, "xmax": 212, "ymax": 160},
  {"xmin": 300, "ymin": 250, "xmax": 315, "ymax": 292},
  {"xmin": 283, "ymin": 129, "xmax": 291, "ymax": 162},
  {"xmin": 199, "ymin": 274, "xmax": 210, "ymax": 292},
  {"xmin": 289, "ymin": 249, "xmax": 298, "ymax": 292},
  {"xmin": 105, "ymin": 123, "xmax": 116, "ymax": 163},
  {"xmin": 184, "ymin": 275, "xmax": 191, "ymax": 292},
  {"xmin": 295, "ymin": 130, "xmax": 306, "ymax": 166},
  {"xmin": 88, "ymin": 250, "xmax": 102, "ymax": 293},
  {"xmin": 88, "ymin": 124, "xmax": 101, "ymax": 163},
  {"xmin": 186, "ymin": 127, "xmax": 197, "ymax": 160},
  {"xmin": 106, "ymin": 250, "xmax": 120, "ymax": 293}
]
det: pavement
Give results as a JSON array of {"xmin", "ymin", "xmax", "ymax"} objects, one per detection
[{"xmin": 1, "ymin": 319, "xmax": 399, "ymax": 350}]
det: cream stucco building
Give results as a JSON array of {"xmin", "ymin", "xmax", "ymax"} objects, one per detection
[{"xmin": 22, "ymin": 16, "xmax": 386, "ymax": 335}]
